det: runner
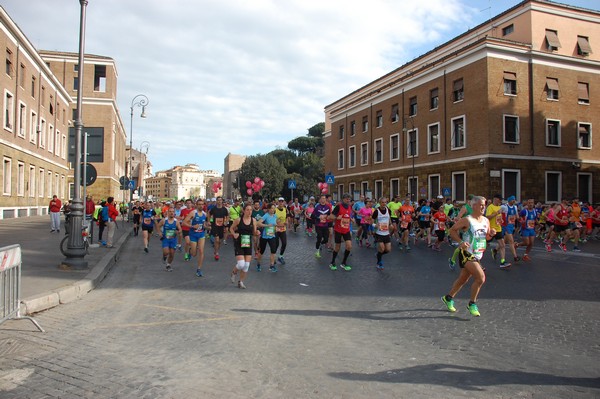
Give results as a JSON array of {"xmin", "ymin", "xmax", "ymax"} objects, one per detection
[
  {"xmin": 208, "ymin": 196, "xmax": 229, "ymax": 261},
  {"xmin": 501, "ymin": 195, "xmax": 521, "ymax": 262},
  {"xmin": 251, "ymin": 200, "xmax": 265, "ymax": 257},
  {"xmin": 182, "ymin": 199, "xmax": 208, "ymax": 277},
  {"xmin": 485, "ymin": 194, "xmax": 511, "ymax": 269},
  {"xmin": 313, "ymin": 195, "xmax": 332, "ymax": 258},
  {"xmin": 415, "ymin": 199, "xmax": 432, "ymax": 247},
  {"xmin": 229, "ymin": 203, "xmax": 259, "ymax": 289},
  {"xmin": 358, "ymin": 199, "xmax": 374, "ymax": 248},
  {"xmin": 179, "ymin": 199, "xmax": 194, "ymax": 261},
  {"xmin": 397, "ymin": 197, "xmax": 415, "ymax": 251},
  {"xmin": 256, "ymin": 203, "xmax": 279, "ymax": 272},
  {"xmin": 304, "ymin": 197, "xmax": 315, "ymax": 237},
  {"xmin": 157, "ymin": 208, "xmax": 182, "ymax": 272},
  {"xmin": 441, "ymin": 196, "xmax": 495, "ymax": 317},
  {"xmin": 131, "ymin": 200, "xmax": 142, "ymax": 237},
  {"xmin": 275, "ymin": 197, "xmax": 289, "ymax": 265},
  {"xmin": 431, "ymin": 206, "xmax": 448, "ymax": 251},
  {"xmin": 352, "ymin": 195, "xmax": 366, "ymax": 242},
  {"xmin": 328, "ymin": 193, "xmax": 353, "ymax": 271},
  {"xmin": 372, "ymin": 197, "xmax": 392, "ymax": 270},
  {"xmin": 518, "ymin": 198, "xmax": 537, "ymax": 261},
  {"xmin": 387, "ymin": 195, "xmax": 402, "ymax": 242}
]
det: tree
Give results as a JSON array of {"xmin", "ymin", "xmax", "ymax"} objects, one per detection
[
  {"xmin": 287, "ymin": 136, "xmax": 322, "ymax": 155},
  {"xmin": 307, "ymin": 122, "xmax": 325, "ymax": 138},
  {"xmin": 239, "ymin": 154, "xmax": 287, "ymax": 201}
]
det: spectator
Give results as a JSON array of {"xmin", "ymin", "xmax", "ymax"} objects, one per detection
[{"xmin": 49, "ymin": 195, "xmax": 62, "ymax": 233}]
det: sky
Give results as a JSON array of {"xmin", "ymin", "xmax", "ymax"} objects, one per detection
[{"xmin": 3, "ymin": 0, "xmax": 598, "ymax": 174}]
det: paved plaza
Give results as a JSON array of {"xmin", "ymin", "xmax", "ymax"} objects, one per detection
[{"xmin": 1, "ymin": 218, "xmax": 599, "ymax": 398}]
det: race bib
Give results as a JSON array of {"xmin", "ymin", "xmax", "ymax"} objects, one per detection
[
  {"xmin": 400, "ymin": 221, "xmax": 408, "ymax": 229},
  {"xmin": 215, "ymin": 218, "xmax": 224, "ymax": 227},
  {"xmin": 165, "ymin": 230, "xmax": 176, "ymax": 238},
  {"xmin": 195, "ymin": 224, "xmax": 204, "ymax": 233},
  {"xmin": 473, "ymin": 237, "xmax": 486, "ymax": 254},
  {"xmin": 143, "ymin": 218, "xmax": 152, "ymax": 225},
  {"xmin": 340, "ymin": 218, "xmax": 350, "ymax": 229},
  {"xmin": 496, "ymin": 215, "xmax": 503, "ymax": 225},
  {"xmin": 241, "ymin": 235, "xmax": 251, "ymax": 248},
  {"xmin": 508, "ymin": 215, "xmax": 516, "ymax": 224},
  {"xmin": 438, "ymin": 221, "xmax": 446, "ymax": 230},
  {"xmin": 575, "ymin": 222, "xmax": 582, "ymax": 228},
  {"xmin": 319, "ymin": 215, "xmax": 328, "ymax": 223},
  {"xmin": 527, "ymin": 219, "xmax": 535, "ymax": 229},
  {"xmin": 265, "ymin": 226, "xmax": 275, "ymax": 238},
  {"xmin": 378, "ymin": 222, "xmax": 389, "ymax": 232},
  {"xmin": 276, "ymin": 225, "xmax": 286, "ymax": 232}
]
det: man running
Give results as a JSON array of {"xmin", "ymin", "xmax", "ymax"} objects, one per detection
[
  {"xmin": 179, "ymin": 199, "xmax": 194, "ymax": 261},
  {"xmin": 157, "ymin": 208, "xmax": 182, "ymax": 272},
  {"xmin": 397, "ymin": 197, "xmax": 415, "ymax": 251},
  {"xmin": 313, "ymin": 195, "xmax": 332, "ymax": 258},
  {"xmin": 372, "ymin": 197, "xmax": 392, "ymax": 270},
  {"xmin": 441, "ymin": 196, "xmax": 496, "ymax": 317},
  {"xmin": 275, "ymin": 197, "xmax": 289, "ymax": 265},
  {"xmin": 486, "ymin": 194, "xmax": 511, "ymax": 269},
  {"xmin": 183, "ymin": 199, "xmax": 208, "ymax": 277},
  {"xmin": 328, "ymin": 193, "xmax": 353, "ymax": 271},
  {"xmin": 501, "ymin": 195, "xmax": 520, "ymax": 262},
  {"xmin": 208, "ymin": 196, "xmax": 229, "ymax": 261},
  {"xmin": 518, "ymin": 198, "xmax": 537, "ymax": 261},
  {"xmin": 131, "ymin": 200, "xmax": 142, "ymax": 236},
  {"xmin": 141, "ymin": 202, "xmax": 156, "ymax": 253}
]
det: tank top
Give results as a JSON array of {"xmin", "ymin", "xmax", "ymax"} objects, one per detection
[
  {"xmin": 333, "ymin": 203, "xmax": 352, "ymax": 234},
  {"xmin": 505, "ymin": 204, "xmax": 518, "ymax": 226},
  {"xmin": 163, "ymin": 218, "xmax": 178, "ymax": 239},
  {"xmin": 236, "ymin": 217, "xmax": 254, "ymax": 248},
  {"xmin": 141, "ymin": 209, "xmax": 154, "ymax": 227},
  {"xmin": 191, "ymin": 210, "xmax": 207, "ymax": 233},
  {"xmin": 463, "ymin": 216, "xmax": 489, "ymax": 260},
  {"xmin": 374, "ymin": 207, "xmax": 391, "ymax": 236}
]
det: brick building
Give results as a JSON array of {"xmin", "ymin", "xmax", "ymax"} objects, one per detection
[
  {"xmin": 0, "ymin": 7, "xmax": 70, "ymax": 218},
  {"xmin": 223, "ymin": 152, "xmax": 246, "ymax": 199},
  {"xmin": 323, "ymin": 0, "xmax": 599, "ymax": 204}
]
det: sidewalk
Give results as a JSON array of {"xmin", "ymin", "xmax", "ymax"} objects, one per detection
[{"xmin": 0, "ymin": 215, "xmax": 132, "ymax": 315}]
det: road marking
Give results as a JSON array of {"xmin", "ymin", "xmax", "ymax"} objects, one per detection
[{"xmin": 94, "ymin": 315, "xmax": 241, "ymax": 330}]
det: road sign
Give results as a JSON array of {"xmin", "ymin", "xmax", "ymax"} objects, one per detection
[
  {"xmin": 442, "ymin": 187, "xmax": 451, "ymax": 197},
  {"xmin": 128, "ymin": 180, "xmax": 135, "ymax": 190},
  {"xmin": 119, "ymin": 176, "xmax": 130, "ymax": 187},
  {"xmin": 80, "ymin": 163, "xmax": 97, "ymax": 186},
  {"xmin": 325, "ymin": 174, "xmax": 335, "ymax": 185},
  {"xmin": 288, "ymin": 180, "xmax": 297, "ymax": 189}
]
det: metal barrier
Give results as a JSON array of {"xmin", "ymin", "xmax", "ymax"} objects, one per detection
[{"xmin": 0, "ymin": 244, "xmax": 44, "ymax": 332}]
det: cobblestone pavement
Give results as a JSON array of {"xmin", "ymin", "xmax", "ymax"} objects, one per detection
[{"xmin": 1, "ymin": 228, "xmax": 599, "ymax": 398}]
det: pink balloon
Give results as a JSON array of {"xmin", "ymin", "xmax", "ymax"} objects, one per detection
[
  {"xmin": 321, "ymin": 188, "xmax": 328, "ymax": 194},
  {"xmin": 247, "ymin": 188, "xmax": 253, "ymax": 195},
  {"xmin": 245, "ymin": 181, "xmax": 251, "ymax": 188},
  {"xmin": 260, "ymin": 180, "xmax": 265, "ymax": 187},
  {"xmin": 254, "ymin": 177, "xmax": 260, "ymax": 183}
]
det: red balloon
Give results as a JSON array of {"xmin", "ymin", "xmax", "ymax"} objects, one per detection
[
  {"xmin": 260, "ymin": 180, "xmax": 265, "ymax": 187},
  {"xmin": 245, "ymin": 181, "xmax": 251, "ymax": 188},
  {"xmin": 321, "ymin": 188, "xmax": 328, "ymax": 194},
  {"xmin": 247, "ymin": 188, "xmax": 253, "ymax": 195},
  {"xmin": 254, "ymin": 177, "xmax": 260, "ymax": 183}
]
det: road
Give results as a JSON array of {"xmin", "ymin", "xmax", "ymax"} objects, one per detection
[{"xmin": 1, "ymin": 229, "xmax": 599, "ymax": 398}]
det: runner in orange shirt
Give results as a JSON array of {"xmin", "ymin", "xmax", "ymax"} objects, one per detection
[{"xmin": 396, "ymin": 197, "xmax": 415, "ymax": 251}]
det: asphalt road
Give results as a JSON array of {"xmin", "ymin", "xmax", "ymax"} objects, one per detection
[{"xmin": 1, "ymin": 228, "xmax": 599, "ymax": 398}]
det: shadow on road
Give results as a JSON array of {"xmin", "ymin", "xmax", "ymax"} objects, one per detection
[
  {"xmin": 328, "ymin": 363, "xmax": 600, "ymax": 391},
  {"xmin": 231, "ymin": 308, "xmax": 471, "ymax": 321}
]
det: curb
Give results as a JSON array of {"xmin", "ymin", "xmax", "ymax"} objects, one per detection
[{"xmin": 21, "ymin": 227, "xmax": 133, "ymax": 315}]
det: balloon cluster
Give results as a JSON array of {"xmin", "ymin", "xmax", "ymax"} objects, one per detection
[
  {"xmin": 317, "ymin": 182, "xmax": 328, "ymax": 194},
  {"xmin": 245, "ymin": 177, "xmax": 265, "ymax": 196},
  {"xmin": 212, "ymin": 181, "xmax": 222, "ymax": 193}
]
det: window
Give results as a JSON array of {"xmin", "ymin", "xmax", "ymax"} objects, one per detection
[
  {"xmin": 49, "ymin": 95, "xmax": 54, "ymax": 115},
  {"xmin": 374, "ymin": 139, "xmax": 383, "ymax": 163},
  {"xmin": 362, "ymin": 116, "xmax": 368, "ymax": 132},
  {"xmin": 546, "ymin": 119, "xmax": 561, "ymax": 146},
  {"xmin": 390, "ymin": 134, "xmax": 400, "ymax": 160},
  {"xmin": 407, "ymin": 128, "xmax": 418, "ymax": 157},
  {"xmin": 428, "ymin": 175, "xmax": 440, "ymax": 200},
  {"xmin": 374, "ymin": 180, "xmax": 383, "ymax": 201},
  {"xmin": 55, "ymin": 129, "xmax": 61, "ymax": 156},
  {"xmin": 545, "ymin": 29, "xmax": 561, "ymax": 51},
  {"xmin": 502, "ymin": 169, "xmax": 520, "ymax": 201},
  {"xmin": 29, "ymin": 165, "xmax": 35, "ymax": 198},
  {"xmin": 39, "ymin": 119, "xmax": 46, "ymax": 148},
  {"xmin": 38, "ymin": 168, "xmax": 44, "ymax": 198},
  {"xmin": 62, "ymin": 134, "xmax": 67, "ymax": 158},
  {"xmin": 31, "ymin": 76, "xmax": 36, "ymax": 98},
  {"xmin": 4, "ymin": 90, "xmax": 14, "ymax": 130},
  {"xmin": 30, "ymin": 111, "xmax": 37, "ymax": 143},
  {"xmin": 428, "ymin": 123, "xmax": 440, "ymax": 154},
  {"xmin": 578, "ymin": 123, "xmax": 591, "ymax": 149},
  {"xmin": 391, "ymin": 104, "xmax": 399, "ymax": 123},
  {"xmin": 577, "ymin": 173, "xmax": 592, "ymax": 203},
  {"xmin": 17, "ymin": 162, "xmax": 24, "ymax": 196},
  {"xmin": 453, "ymin": 79, "xmax": 464, "ymax": 102},
  {"xmin": 349, "ymin": 183, "xmax": 356, "ymax": 199},
  {"xmin": 545, "ymin": 171, "xmax": 561, "ymax": 203},
  {"xmin": 376, "ymin": 110, "xmax": 383, "ymax": 128},
  {"xmin": 94, "ymin": 64, "xmax": 107, "ymax": 92},
  {"xmin": 578, "ymin": 82, "xmax": 589, "ymax": 104},
  {"xmin": 409, "ymin": 96, "xmax": 417, "ymax": 116},
  {"xmin": 5, "ymin": 48, "xmax": 13, "ymax": 77},
  {"xmin": 18, "ymin": 102, "xmax": 26, "ymax": 138},
  {"xmin": 19, "ymin": 64, "xmax": 25, "ymax": 87},
  {"xmin": 73, "ymin": 77, "xmax": 79, "ymax": 91},
  {"xmin": 48, "ymin": 124, "xmax": 54, "ymax": 153},
  {"xmin": 408, "ymin": 177, "xmax": 417, "ymax": 201},
  {"xmin": 503, "ymin": 72, "xmax": 517, "ymax": 95},
  {"xmin": 361, "ymin": 181, "xmax": 369, "ymax": 197},
  {"xmin": 577, "ymin": 36, "xmax": 592, "ymax": 56},
  {"xmin": 389, "ymin": 178, "xmax": 399, "ymax": 199},
  {"xmin": 350, "ymin": 121, "xmax": 356, "ymax": 136},
  {"xmin": 360, "ymin": 142, "xmax": 368, "ymax": 165},
  {"xmin": 338, "ymin": 125, "xmax": 344, "ymax": 140},
  {"xmin": 430, "ymin": 88, "xmax": 439, "ymax": 110},
  {"xmin": 349, "ymin": 145, "xmax": 356, "ymax": 168},
  {"xmin": 502, "ymin": 24, "xmax": 514, "ymax": 36},
  {"xmin": 337, "ymin": 184, "xmax": 344, "ymax": 202},
  {"xmin": 3, "ymin": 158, "xmax": 11, "ymax": 195},
  {"xmin": 546, "ymin": 78, "xmax": 559, "ymax": 100},
  {"xmin": 452, "ymin": 171, "xmax": 466, "ymax": 202},
  {"xmin": 74, "ymin": 63, "xmax": 79, "ymax": 72},
  {"xmin": 337, "ymin": 149, "xmax": 344, "ymax": 170},
  {"xmin": 503, "ymin": 115, "xmax": 519, "ymax": 144},
  {"xmin": 451, "ymin": 116, "xmax": 466, "ymax": 149}
]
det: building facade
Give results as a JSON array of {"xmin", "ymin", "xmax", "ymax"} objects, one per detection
[
  {"xmin": 0, "ymin": 7, "xmax": 71, "ymax": 218},
  {"xmin": 223, "ymin": 152, "xmax": 246, "ymax": 199},
  {"xmin": 324, "ymin": 0, "xmax": 599, "ymax": 204},
  {"xmin": 39, "ymin": 50, "xmax": 127, "ymax": 202},
  {"xmin": 145, "ymin": 165, "xmax": 221, "ymax": 200}
]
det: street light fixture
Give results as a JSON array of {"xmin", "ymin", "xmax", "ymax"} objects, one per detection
[
  {"xmin": 129, "ymin": 94, "xmax": 149, "ymax": 203},
  {"xmin": 403, "ymin": 117, "xmax": 416, "ymax": 202}
]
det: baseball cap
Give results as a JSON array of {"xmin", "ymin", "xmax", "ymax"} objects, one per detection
[
  {"xmin": 507, "ymin": 195, "xmax": 516, "ymax": 202},
  {"xmin": 278, "ymin": 197, "xmax": 285, "ymax": 201},
  {"xmin": 437, "ymin": 195, "xmax": 443, "ymax": 199}
]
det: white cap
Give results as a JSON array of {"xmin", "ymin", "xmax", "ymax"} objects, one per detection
[
  {"xmin": 278, "ymin": 197, "xmax": 285, "ymax": 201},
  {"xmin": 437, "ymin": 195, "xmax": 443, "ymax": 199}
]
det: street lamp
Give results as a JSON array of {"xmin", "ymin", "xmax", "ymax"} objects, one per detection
[
  {"xmin": 403, "ymin": 117, "xmax": 416, "ymax": 202},
  {"xmin": 139, "ymin": 141, "xmax": 150, "ymax": 199},
  {"xmin": 129, "ymin": 94, "xmax": 149, "ymax": 203}
]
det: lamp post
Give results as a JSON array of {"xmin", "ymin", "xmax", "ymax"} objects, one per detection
[
  {"xmin": 62, "ymin": 0, "xmax": 88, "ymax": 269},
  {"xmin": 139, "ymin": 141, "xmax": 150, "ymax": 199},
  {"xmin": 129, "ymin": 94, "xmax": 149, "ymax": 203},
  {"xmin": 403, "ymin": 117, "xmax": 416, "ymax": 202}
]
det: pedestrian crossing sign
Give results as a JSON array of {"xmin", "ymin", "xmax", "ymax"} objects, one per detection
[{"xmin": 288, "ymin": 180, "xmax": 297, "ymax": 189}]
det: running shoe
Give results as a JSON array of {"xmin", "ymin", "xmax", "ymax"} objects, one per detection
[
  {"xmin": 441, "ymin": 296, "xmax": 456, "ymax": 312},
  {"xmin": 238, "ymin": 281, "xmax": 246, "ymax": 289},
  {"xmin": 406, "ymin": 245, "xmax": 411, "ymax": 251},
  {"xmin": 572, "ymin": 246, "xmax": 581, "ymax": 252},
  {"xmin": 523, "ymin": 254, "xmax": 531, "ymax": 261},
  {"xmin": 340, "ymin": 263, "xmax": 352, "ymax": 271},
  {"xmin": 256, "ymin": 264, "xmax": 261, "ymax": 272},
  {"xmin": 514, "ymin": 256, "xmax": 521, "ymax": 262},
  {"xmin": 559, "ymin": 243, "xmax": 567, "ymax": 252},
  {"xmin": 365, "ymin": 242, "xmax": 371, "ymax": 248},
  {"xmin": 545, "ymin": 243, "xmax": 552, "ymax": 252},
  {"xmin": 278, "ymin": 256, "xmax": 285, "ymax": 265},
  {"xmin": 499, "ymin": 261, "xmax": 511, "ymax": 269},
  {"xmin": 491, "ymin": 248, "xmax": 498, "ymax": 260},
  {"xmin": 196, "ymin": 269, "xmax": 203, "ymax": 277},
  {"xmin": 448, "ymin": 258, "xmax": 456, "ymax": 271},
  {"xmin": 315, "ymin": 250, "xmax": 321, "ymax": 258},
  {"xmin": 269, "ymin": 265, "xmax": 278, "ymax": 273},
  {"xmin": 467, "ymin": 302, "xmax": 480, "ymax": 316},
  {"xmin": 376, "ymin": 261, "xmax": 384, "ymax": 270},
  {"xmin": 230, "ymin": 272, "xmax": 236, "ymax": 283},
  {"xmin": 329, "ymin": 264, "xmax": 337, "ymax": 271},
  {"xmin": 184, "ymin": 253, "xmax": 190, "ymax": 261},
  {"xmin": 214, "ymin": 254, "xmax": 220, "ymax": 261},
  {"xmin": 176, "ymin": 244, "xmax": 182, "ymax": 252},
  {"xmin": 166, "ymin": 264, "xmax": 173, "ymax": 272},
  {"xmin": 144, "ymin": 247, "xmax": 149, "ymax": 253},
  {"xmin": 398, "ymin": 244, "xmax": 404, "ymax": 250}
]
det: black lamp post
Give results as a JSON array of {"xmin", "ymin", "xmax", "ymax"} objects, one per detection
[{"xmin": 129, "ymin": 94, "xmax": 148, "ymax": 203}]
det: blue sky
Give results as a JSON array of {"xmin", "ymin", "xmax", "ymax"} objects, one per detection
[{"xmin": 3, "ymin": 0, "xmax": 598, "ymax": 173}]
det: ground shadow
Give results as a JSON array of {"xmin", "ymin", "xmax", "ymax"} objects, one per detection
[{"xmin": 329, "ymin": 363, "xmax": 600, "ymax": 391}]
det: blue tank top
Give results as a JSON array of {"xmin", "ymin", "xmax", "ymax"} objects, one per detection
[
  {"xmin": 163, "ymin": 219, "xmax": 178, "ymax": 239},
  {"xmin": 191, "ymin": 211, "xmax": 207, "ymax": 233},
  {"xmin": 141, "ymin": 210, "xmax": 154, "ymax": 227}
]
